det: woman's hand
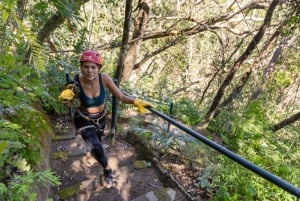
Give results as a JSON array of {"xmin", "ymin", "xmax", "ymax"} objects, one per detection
[
  {"xmin": 58, "ymin": 88, "xmax": 76, "ymax": 108},
  {"xmin": 62, "ymin": 100, "xmax": 73, "ymax": 108},
  {"xmin": 133, "ymin": 98, "xmax": 153, "ymax": 113}
]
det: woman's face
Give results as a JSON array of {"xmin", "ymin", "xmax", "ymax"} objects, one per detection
[{"xmin": 81, "ymin": 61, "xmax": 100, "ymax": 81}]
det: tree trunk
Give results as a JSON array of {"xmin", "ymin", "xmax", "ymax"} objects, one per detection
[
  {"xmin": 16, "ymin": 0, "xmax": 27, "ymax": 21},
  {"xmin": 198, "ymin": 0, "xmax": 280, "ymax": 130},
  {"xmin": 214, "ymin": 28, "xmax": 281, "ymax": 117},
  {"xmin": 122, "ymin": 0, "xmax": 151, "ymax": 81},
  {"xmin": 251, "ymin": 37, "xmax": 289, "ymax": 99},
  {"xmin": 211, "ymin": 9, "xmax": 295, "ymax": 118},
  {"xmin": 272, "ymin": 111, "xmax": 300, "ymax": 131},
  {"xmin": 114, "ymin": 0, "xmax": 133, "ymax": 84}
]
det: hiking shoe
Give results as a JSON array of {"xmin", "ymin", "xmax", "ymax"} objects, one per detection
[{"xmin": 104, "ymin": 169, "xmax": 113, "ymax": 186}]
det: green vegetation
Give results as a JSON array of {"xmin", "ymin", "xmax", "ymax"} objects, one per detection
[
  {"xmin": 0, "ymin": 0, "xmax": 299, "ymax": 200},
  {"xmin": 0, "ymin": 53, "xmax": 61, "ymax": 199}
]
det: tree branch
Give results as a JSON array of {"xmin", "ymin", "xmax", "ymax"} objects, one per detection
[
  {"xmin": 198, "ymin": 0, "xmax": 280, "ymax": 129},
  {"xmin": 140, "ymin": 2, "xmax": 267, "ymax": 41},
  {"xmin": 272, "ymin": 111, "xmax": 300, "ymax": 131},
  {"xmin": 23, "ymin": 0, "xmax": 89, "ymax": 65},
  {"xmin": 215, "ymin": 9, "xmax": 294, "ymax": 116},
  {"xmin": 134, "ymin": 38, "xmax": 178, "ymax": 70}
]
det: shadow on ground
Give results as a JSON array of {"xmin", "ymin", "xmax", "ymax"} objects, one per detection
[{"xmin": 49, "ymin": 114, "xmax": 189, "ymax": 201}]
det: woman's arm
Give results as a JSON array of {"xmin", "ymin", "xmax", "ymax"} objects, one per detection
[
  {"xmin": 101, "ymin": 73, "xmax": 134, "ymax": 104},
  {"xmin": 101, "ymin": 73, "xmax": 153, "ymax": 113}
]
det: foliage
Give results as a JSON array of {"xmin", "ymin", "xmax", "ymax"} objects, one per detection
[
  {"xmin": 210, "ymin": 155, "xmax": 298, "ymax": 201},
  {"xmin": 0, "ymin": 0, "xmax": 299, "ymax": 200},
  {"xmin": 172, "ymin": 97, "xmax": 204, "ymax": 126},
  {"xmin": 41, "ymin": 54, "xmax": 78, "ymax": 114},
  {"xmin": 208, "ymin": 100, "xmax": 299, "ymax": 200},
  {"xmin": 130, "ymin": 113, "xmax": 216, "ymax": 173},
  {"xmin": 0, "ymin": 51, "xmax": 61, "ymax": 200},
  {"xmin": 0, "ymin": 54, "xmax": 45, "ymax": 163},
  {"xmin": 131, "ymin": 116, "xmax": 197, "ymax": 154},
  {"xmin": 0, "ymin": 170, "xmax": 60, "ymax": 201},
  {"xmin": 0, "ymin": 0, "xmax": 64, "ymax": 196}
]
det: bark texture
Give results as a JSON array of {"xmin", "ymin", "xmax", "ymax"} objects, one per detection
[
  {"xmin": 114, "ymin": 0, "xmax": 133, "ymax": 83},
  {"xmin": 122, "ymin": 0, "xmax": 151, "ymax": 81}
]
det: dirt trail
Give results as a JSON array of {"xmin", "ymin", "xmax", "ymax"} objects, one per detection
[{"xmin": 49, "ymin": 115, "xmax": 189, "ymax": 201}]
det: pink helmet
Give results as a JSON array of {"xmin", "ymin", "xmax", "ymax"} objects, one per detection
[{"xmin": 80, "ymin": 50, "xmax": 102, "ymax": 65}]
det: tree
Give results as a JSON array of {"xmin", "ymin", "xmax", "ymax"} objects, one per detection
[
  {"xmin": 114, "ymin": 0, "xmax": 133, "ymax": 83},
  {"xmin": 122, "ymin": 0, "xmax": 152, "ymax": 81},
  {"xmin": 22, "ymin": 0, "xmax": 89, "ymax": 65},
  {"xmin": 251, "ymin": 37, "xmax": 290, "ymax": 99},
  {"xmin": 199, "ymin": 0, "xmax": 280, "ymax": 129},
  {"xmin": 214, "ymin": 12, "xmax": 294, "ymax": 118}
]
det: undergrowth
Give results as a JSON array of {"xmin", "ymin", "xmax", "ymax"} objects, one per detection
[
  {"xmin": 130, "ymin": 97, "xmax": 299, "ymax": 200},
  {"xmin": 0, "ymin": 53, "xmax": 61, "ymax": 201},
  {"xmin": 209, "ymin": 100, "xmax": 299, "ymax": 200}
]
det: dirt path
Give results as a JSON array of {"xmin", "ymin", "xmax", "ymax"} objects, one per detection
[{"xmin": 49, "ymin": 115, "xmax": 189, "ymax": 201}]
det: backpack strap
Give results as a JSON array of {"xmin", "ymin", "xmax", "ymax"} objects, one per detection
[{"xmin": 64, "ymin": 74, "xmax": 79, "ymax": 86}]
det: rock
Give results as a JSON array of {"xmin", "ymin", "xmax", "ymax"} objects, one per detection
[
  {"xmin": 131, "ymin": 187, "xmax": 176, "ymax": 201},
  {"xmin": 133, "ymin": 160, "xmax": 151, "ymax": 169},
  {"xmin": 58, "ymin": 177, "xmax": 100, "ymax": 199}
]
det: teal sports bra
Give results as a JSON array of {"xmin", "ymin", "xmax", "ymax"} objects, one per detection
[{"xmin": 76, "ymin": 74, "xmax": 106, "ymax": 107}]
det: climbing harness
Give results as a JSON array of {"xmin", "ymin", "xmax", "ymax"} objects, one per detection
[{"xmin": 75, "ymin": 108, "xmax": 107, "ymax": 135}]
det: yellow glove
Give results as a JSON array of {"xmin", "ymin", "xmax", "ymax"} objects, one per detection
[
  {"xmin": 133, "ymin": 98, "xmax": 153, "ymax": 113},
  {"xmin": 58, "ymin": 89, "xmax": 75, "ymax": 103}
]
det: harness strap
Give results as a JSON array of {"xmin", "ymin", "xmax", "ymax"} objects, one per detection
[
  {"xmin": 75, "ymin": 108, "xmax": 107, "ymax": 135},
  {"xmin": 77, "ymin": 108, "xmax": 107, "ymax": 122},
  {"xmin": 76, "ymin": 109, "xmax": 90, "ymax": 121},
  {"xmin": 76, "ymin": 125, "xmax": 95, "ymax": 135}
]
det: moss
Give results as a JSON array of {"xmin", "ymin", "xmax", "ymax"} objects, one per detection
[
  {"xmin": 133, "ymin": 160, "xmax": 151, "ymax": 169},
  {"xmin": 32, "ymin": 103, "xmax": 57, "ymax": 200},
  {"xmin": 125, "ymin": 132, "xmax": 155, "ymax": 160},
  {"xmin": 51, "ymin": 135, "xmax": 62, "ymax": 141},
  {"xmin": 52, "ymin": 151, "xmax": 68, "ymax": 159},
  {"xmin": 133, "ymin": 160, "xmax": 145, "ymax": 169},
  {"xmin": 59, "ymin": 184, "xmax": 80, "ymax": 199},
  {"xmin": 154, "ymin": 188, "xmax": 172, "ymax": 201}
]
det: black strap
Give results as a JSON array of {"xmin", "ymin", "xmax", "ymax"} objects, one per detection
[{"xmin": 65, "ymin": 74, "xmax": 79, "ymax": 88}]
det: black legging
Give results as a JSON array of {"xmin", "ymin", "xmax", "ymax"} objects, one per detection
[{"xmin": 73, "ymin": 110, "xmax": 108, "ymax": 168}]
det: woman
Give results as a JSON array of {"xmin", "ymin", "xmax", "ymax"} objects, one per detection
[{"xmin": 59, "ymin": 50, "xmax": 152, "ymax": 185}]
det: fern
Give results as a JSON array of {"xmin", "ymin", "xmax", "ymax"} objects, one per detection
[{"xmin": 0, "ymin": 170, "xmax": 60, "ymax": 201}]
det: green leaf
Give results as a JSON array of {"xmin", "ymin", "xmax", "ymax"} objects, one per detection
[
  {"xmin": 0, "ymin": 141, "xmax": 8, "ymax": 154},
  {"xmin": 0, "ymin": 182, "xmax": 8, "ymax": 195},
  {"xmin": 11, "ymin": 158, "xmax": 31, "ymax": 172},
  {"xmin": 2, "ymin": 9, "xmax": 9, "ymax": 25}
]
